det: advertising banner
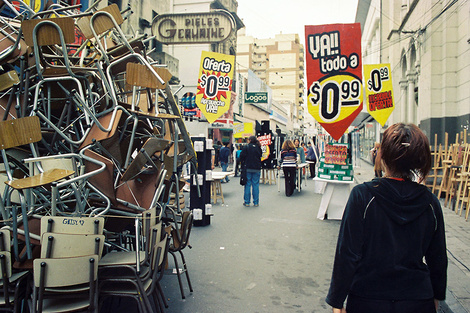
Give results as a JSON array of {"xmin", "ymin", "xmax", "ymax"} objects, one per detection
[
  {"xmin": 364, "ymin": 63, "xmax": 394, "ymax": 126},
  {"xmin": 196, "ymin": 51, "xmax": 235, "ymax": 124},
  {"xmin": 257, "ymin": 134, "xmax": 272, "ymax": 161},
  {"xmin": 233, "ymin": 122, "xmax": 254, "ymax": 138},
  {"xmin": 305, "ymin": 23, "xmax": 363, "ymax": 140}
]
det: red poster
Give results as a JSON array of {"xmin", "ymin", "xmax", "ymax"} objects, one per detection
[{"xmin": 305, "ymin": 23, "xmax": 363, "ymax": 140}]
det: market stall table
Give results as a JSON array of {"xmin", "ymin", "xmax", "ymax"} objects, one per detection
[{"xmin": 314, "ymin": 177, "xmax": 354, "ymax": 220}]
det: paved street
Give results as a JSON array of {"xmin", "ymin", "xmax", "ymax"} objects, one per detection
[{"xmin": 116, "ymin": 161, "xmax": 470, "ymax": 313}]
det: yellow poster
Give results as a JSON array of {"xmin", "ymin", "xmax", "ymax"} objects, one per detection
[
  {"xmin": 233, "ymin": 122, "xmax": 254, "ymax": 138},
  {"xmin": 364, "ymin": 64, "xmax": 395, "ymax": 127},
  {"xmin": 196, "ymin": 51, "xmax": 235, "ymax": 124}
]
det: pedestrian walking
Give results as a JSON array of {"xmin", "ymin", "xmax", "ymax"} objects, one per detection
[
  {"xmin": 239, "ymin": 136, "xmax": 262, "ymax": 207},
  {"xmin": 371, "ymin": 142, "xmax": 382, "ymax": 177},
  {"xmin": 326, "ymin": 123, "xmax": 447, "ymax": 313},
  {"xmin": 306, "ymin": 140, "xmax": 319, "ymax": 178},
  {"xmin": 279, "ymin": 139, "xmax": 297, "ymax": 197},
  {"xmin": 219, "ymin": 142, "xmax": 231, "ymax": 182},
  {"xmin": 234, "ymin": 144, "xmax": 242, "ymax": 177}
]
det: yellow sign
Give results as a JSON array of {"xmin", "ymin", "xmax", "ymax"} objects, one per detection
[
  {"xmin": 233, "ymin": 122, "xmax": 254, "ymax": 138},
  {"xmin": 196, "ymin": 51, "xmax": 235, "ymax": 124},
  {"xmin": 364, "ymin": 63, "xmax": 395, "ymax": 127}
]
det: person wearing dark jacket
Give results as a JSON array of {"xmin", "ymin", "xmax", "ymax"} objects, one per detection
[
  {"xmin": 306, "ymin": 141, "xmax": 318, "ymax": 178},
  {"xmin": 219, "ymin": 142, "xmax": 231, "ymax": 182},
  {"xmin": 326, "ymin": 123, "xmax": 447, "ymax": 313},
  {"xmin": 239, "ymin": 136, "xmax": 262, "ymax": 207},
  {"xmin": 279, "ymin": 139, "xmax": 297, "ymax": 197}
]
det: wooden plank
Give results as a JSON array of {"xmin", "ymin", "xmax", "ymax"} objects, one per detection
[
  {"xmin": 5, "ymin": 169, "xmax": 74, "ymax": 190},
  {"xmin": 126, "ymin": 63, "xmax": 172, "ymax": 90},
  {"xmin": 0, "ymin": 116, "xmax": 41, "ymax": 150},
  {"xmin": 22, "ymin": 17, "xmax": 75, "ymax": 47}
]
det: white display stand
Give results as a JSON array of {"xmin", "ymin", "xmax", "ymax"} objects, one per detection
[
  {"xmin": 297, "ymin": 163, "xmax": 308, "ymax": 192},
  {"xmin": 314, "ymin": 177, "xmax": 354, "ymax": 220}
]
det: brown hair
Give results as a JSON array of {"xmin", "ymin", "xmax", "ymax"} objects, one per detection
[
  {"xmin": 379, "ymin": 123, "xmax": 431, "ymax": 182},
  {"xmin": 282, "ymin": 139, "xmax": 295, "ymax": 150}
]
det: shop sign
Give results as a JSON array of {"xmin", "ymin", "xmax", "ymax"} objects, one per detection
[
  {"xmin": 305, "ymin": 23, "xmax": 363, "ymax": 140},
  {"xmin": 244, "ymin": 92, "xmax": 268, "ymax": 104},
  {"xmin": 196, "ymin": 51, "xmax": 235, "ymax": 124},
  {"xmin": 364, "ymin": 63, "xmax": 394, "ymax": 126},
  {"xmin": 151, "ymin": 11, "xmax": 235, "ymax": 44}
]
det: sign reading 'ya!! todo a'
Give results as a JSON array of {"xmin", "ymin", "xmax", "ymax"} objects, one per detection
[
  {"xmin": 196, "ymin": 51, "xmax": 235, "ymax": 124},
  {"xmin": 305, "ymin": 23, "xmax": 363, "ymax": 140},
  {"xmin": 364, "ymin": 64, "xmax": 395, "ymax": 126}
]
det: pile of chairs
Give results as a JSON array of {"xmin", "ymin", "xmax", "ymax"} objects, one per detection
[
  {"xmin": 0, "ymin": 0, "xmax": 198, "ymax": 311},
  {"xmin": 426, "ymin": 130, "xmax": 470, "ymax": 220}
]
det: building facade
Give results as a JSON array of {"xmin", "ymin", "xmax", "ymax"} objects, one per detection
[
  {"xmin": 237, "ymin": 32, "xmax": 305, "ymax": 136},
  {"xmin": 356, "ymin": 0, "xmax": 470, "ymax": 147}
]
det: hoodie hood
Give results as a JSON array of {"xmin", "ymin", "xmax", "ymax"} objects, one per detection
[{"xmin": 364, "ymin": 178, "xmax": 433, "ymax": 225}]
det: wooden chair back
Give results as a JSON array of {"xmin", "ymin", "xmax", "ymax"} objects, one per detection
[
  {"xmin": 0, "ymin": 116, "xmax": 41, "ymax": 150},
  {"xmin": 33, "ymin": 254, "xmax": 98, "ymax": 288},
  {"xmin": 40, "ymin": 216, "xmax": 104, "ymax": 236},
  {"xmin": 40, "ymin": 232, "xmax": 105, "ymax": 259},
  {"xmin": 21, "ymin": 17, "xmax": 75, "ymax": 47},
  {"xmin": 76, "ymin": 4, "xmax": 123, "ymax": 39}
]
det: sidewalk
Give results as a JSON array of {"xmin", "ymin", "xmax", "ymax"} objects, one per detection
[{"xmin": 354, "ymin": 159, "xmax": 470, "ymax": 313}]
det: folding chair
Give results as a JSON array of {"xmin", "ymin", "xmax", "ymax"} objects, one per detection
[{"xmin": 166, "ymin": 210, "xmax": 193, "ymax": 299}]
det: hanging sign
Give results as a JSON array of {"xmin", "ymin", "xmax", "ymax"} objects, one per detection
[
  {"xmin": 305, "ymin": 23, "xmax": 363, "ymax": 140},
  {"xmin": 196, "ymin": 51, "xmax": 235, "ymax": 124},
  {"xmin": 364, "ymin": 63, "xmax": 394, "ymax": 126},
  {"xmin": 257, "ymin": 134, "xmax": 272, "ymax": 161}
]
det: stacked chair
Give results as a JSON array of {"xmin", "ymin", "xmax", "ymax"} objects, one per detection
[
  {"xmin": 0, "ymin": 1, "xmax": 198, "ymax": 312},
  {"xmin": 429, "ymin": 130, "xmax": 470, "ymax": 220}
]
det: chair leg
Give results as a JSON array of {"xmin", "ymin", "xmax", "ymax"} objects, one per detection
[
  {"xmin": 156, "ymin": 282, "xmax": 169, "ymax": 308},
  {"xmin": 169, "ymin": 250, "xmax": 185, "ymax": 299},
  {"xmin": 179, "ymin": 250, "xmax": 193, "ymax": 292}
]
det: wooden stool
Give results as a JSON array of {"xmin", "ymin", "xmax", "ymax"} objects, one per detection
[{"xmin": 211, "ymin": 179, "xmax": 224, "ymax": 204}]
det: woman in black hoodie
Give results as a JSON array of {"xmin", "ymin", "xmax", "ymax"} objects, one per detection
[{"xmin": 326, "ymin": 123, "xmax": 447, "ymax": 313}]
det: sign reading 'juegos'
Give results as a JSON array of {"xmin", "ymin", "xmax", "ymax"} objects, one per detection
[
  {"xmin": 196, "ymin": 51, "xmax": 235, "ymax": 124},
  {"xmin": 151, "ymin": 11, "xmax": 235, "ymax": 44},
  {"xmin": 305, "ymin": 23, "xmax": 363, "ymax": 140}
]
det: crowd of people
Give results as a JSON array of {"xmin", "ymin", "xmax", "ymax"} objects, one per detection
[{"xmin": 211, "ymin": 137, "xmax": 319, "ymax": 201}]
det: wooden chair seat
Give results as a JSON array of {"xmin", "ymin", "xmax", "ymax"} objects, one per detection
[
  {"xmin": 99, "ymin": 251, "xmax": 146, "ymax": 266},
  {"xmin": 5, "ymin": 169, "xmax": 74, "ymax": 190}
]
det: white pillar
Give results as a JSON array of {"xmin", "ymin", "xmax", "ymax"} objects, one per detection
[
  {"xmin": 407, "ymin": 72, "xmax": 417, "ymax": 124},
  {"xmin": 399, "ymin": 79, "xmax": 408, "ymax": 123}
]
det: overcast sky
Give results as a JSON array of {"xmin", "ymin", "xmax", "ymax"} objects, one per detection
[{"xmin": 236, "ymin": 0, "xmax": 359, "ymax": 40}]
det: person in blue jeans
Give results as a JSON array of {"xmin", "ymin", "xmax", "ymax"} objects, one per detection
[
  {"xmin": 239, "ymin": 136, "xmax": 262, "ymax": 207},
  {"xmin": 219, "ymin": 142, "xmax": 231, "ymax": 182}
]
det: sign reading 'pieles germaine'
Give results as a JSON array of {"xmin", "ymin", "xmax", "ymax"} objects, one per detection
[
  {"xmin": 151, "ymin": 11, "xmax": 235, "ymax": 44},
  {"xmin": 305, "ymin": 23, "xmax": 363, "ymax": 141},
  {"xmin": 196, "ymin": 51, "xmax": 235, "ymax": 123}
]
